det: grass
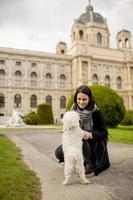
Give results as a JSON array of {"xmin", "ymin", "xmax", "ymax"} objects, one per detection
[
  {"xmin": 108, "ymin": 125, "xmax": 133, "ymax": 144},
  {"xmin": 0, "ymin": 134, "xmax": 42, "ymax": 200}
]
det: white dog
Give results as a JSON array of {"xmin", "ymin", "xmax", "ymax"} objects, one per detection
[{"xmin": 62, "ymin": 111, "xmax": 90, "ymax": 185}]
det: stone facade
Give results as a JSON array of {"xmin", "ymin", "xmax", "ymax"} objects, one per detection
[{"xmin": 0, "ymin": 2, "xmax": 133, "ymax": 121}]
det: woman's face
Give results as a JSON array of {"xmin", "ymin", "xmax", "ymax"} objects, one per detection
[{"xmin": 77, "ymin": 92, "xmax": 89, "ymax": 109}]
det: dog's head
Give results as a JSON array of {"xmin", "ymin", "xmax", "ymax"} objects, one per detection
[{"xmin": 62, "ymin": 111, "xmax": 80, "ymax": 131}]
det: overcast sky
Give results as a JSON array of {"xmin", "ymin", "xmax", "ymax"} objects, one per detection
[{"xmin": 0, "ymin": 0, "xmax": 132, "ymax": 53}]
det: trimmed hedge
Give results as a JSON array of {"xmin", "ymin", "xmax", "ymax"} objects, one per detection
[
  {"xmin": 37, "ymin": 103, "xmax": 54, "ymax": 124},
  {"xmin": 23, "ymin": 112, "xmax": 38, "ymax": 125},
  {"xmin": 121, "ymin": 110, "xmax": 133, "ymax": 125},
  {"xmin": 90, "ymin": 85, "xmax": 125, "ymax": 127},
  {"xmin": 66, "ymin": 85, "xmax": 125, "ymax": 128}
]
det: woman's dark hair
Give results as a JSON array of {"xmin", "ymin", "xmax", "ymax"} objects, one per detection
[{"xmin": 73, "ymin": 85, "xmax": 95, "ymax": 110}]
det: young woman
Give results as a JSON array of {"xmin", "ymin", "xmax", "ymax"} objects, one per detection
[{"xmin": 55, "ymin": 85, "xmax": 110, "ymax": 176}]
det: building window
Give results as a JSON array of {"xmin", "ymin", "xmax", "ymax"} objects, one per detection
[
  {"xmin": 82, "ymin": 61, "xmax": 88, "ymax": 80},
  {"xmin": 16, "ymin": 61, "xmax": 21, "ymax": 66},
  {"xmin": 116, "ymin": 76, "xmax": 122, "ymax": 89},
  {"xmin": 14, "ymin": 71, "xmax": 22, "ymax": 86},
  {"xmin": 30, "ymin": 95, "xmax": 37, "ymax": 108},
  {"xmin": 125, "ymin": 38, "xmax": 129, "ymax": 48},
  {"xmin": 92, "ymin": 74, "xmax": 98, "ymax": 84},
  {"xmin": 118, "ymin": 40, "xmax": 122, "ymax": 48},
  {"xmin": 46, "ymin": 95, "xmax": 52, "ymax": 105},
  {"xmin": 60, "ymin": 96, "xmax": 66, "ymax": 108},
  {"xmin": 0, "ymin": 69, "xmax": 5, "ymax": 86},
  {"xmin": 0, "ymin": 60, "xmax": 5, "ymax": 64},
  {"xmin": 45, "ymin": 73, "xmax": 52, "ymax": 88},
  {"xmin": 0, "ymin": 93, "xmax": 5, "ymax": 108},
  {"xmin": 132, "ymin": 96, "xmax": 133, "ymax": 108},
  {"xmin": 130, "ymin": 67, "xmax": 133, "ymax": 83},
  {"xmin": 61, "ymin": 49, "xmax": 65, "ymax": 54},
  {"xmin": 97, "ymin": 32, "xmax": 102, "ymax": 44},
  {"xmin": 59, "ymin": 74, "xmax": 66, "ymax": 88},
  {"xmin": 14, "ymin": 94, "xmax": 21, "ymax": 108},
  {"xmin": 73, "ymin": 32, "xmax": 75, "ymax": 40},
  {"xmin": 105, "ymin": 75, "xmax": 110, "ymax": 87},
  {"xmin": 79, "ymin": 30, "xmax": 84, "ymax": 40},
  {"xmin": 30, "ymin": 72, "xmax": 37, "ymax": 86},
  {"xmin": 31, "ymin": 62, "xmax": 37, "ymax": 67}
]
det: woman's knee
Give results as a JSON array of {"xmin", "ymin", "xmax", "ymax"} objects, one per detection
[{"xmin": 55, "ymin": 145, "xmax": 64, "ymax": 162}]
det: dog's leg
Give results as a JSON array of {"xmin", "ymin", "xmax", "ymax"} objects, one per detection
[
  {"xmin": 63, "ymin": 159, "xmax": 73, "ymax": 185},
  {"xmin": 63, "ymin": 174, "xmax": 71, "ymax": 185},
  {"xmin": 76, "ymin": 159, "xmax": 90, "ymax": 184}
]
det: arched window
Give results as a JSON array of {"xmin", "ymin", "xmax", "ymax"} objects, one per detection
[
  {"xmin": 45, "ymin": 73, "xmax": 52, "ymax": 88},
  {"xmin": 46, "ymin": 95, "xmax": 52, "ymax": 105},
  {"xmin": 60, "ymin": 96, "xmax": 66, "ymax": 108},
  {"xmin": 30, "ymin": 95, "xmax": 37, "ymax": 108},
  {"xmin": 116, "ymin": 76, "xmax": 122, "ymax": 89},
  {"xmin": 97, "ymin": 32, "xmax": 102, "ymax": 44},
  {"xmin": 105, "ymin": 75, "xmax": 110, "ymax": 87},
  {"xmin": 92, "ymin": 74, "xmax": 98, "ymax": 84},
  {"xmin": 14, "ymin": 71, "xmax": 22, "ymax": 86},
  {"xmin": 79, "ymin": 30, "xmax": 84, "ymax": 40},
  {"xmin": 0, "ymin": 93, "xmax": 5, "ymax": 108},
  {"xmin": 61, "ymin": 49, "xmax": 65, "ymax": 54},
  {"xmin": 118, "ymin": 39, "xmax": 122, "ymax": 48},
  {"xmin": 14, "ymin": 94, "xmax": 21, "ymax": 108},
  {"xmin": 0, "ymin": 69, "xmax": 5, "ymax": 86},
  {"xmin": 59, "ymin": 74, "xmax": 66, "ymax": 88},
  {"xmin": 125, "ymin": 38, "xmax": 129, "ymax": 48},
  {"xmin": 30, "ymin": 72, "xmax": 37, "ymax": 86}
]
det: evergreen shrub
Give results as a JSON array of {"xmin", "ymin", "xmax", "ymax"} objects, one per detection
[
  {"xmin": 121, "ymin": 110, "xmax": 133, "ymax": 125},
  {"xmin": 37, "ymin": 103, "xmax": 54, "ymax": 124},
  {"xmin": 23, "ymin": 112, "xmax": 38, "ymax": 125}
]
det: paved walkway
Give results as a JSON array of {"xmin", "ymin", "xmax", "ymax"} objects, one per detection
[{"xmin": 2, "ymin": 129, "xmax": 133, "ymax": 200}]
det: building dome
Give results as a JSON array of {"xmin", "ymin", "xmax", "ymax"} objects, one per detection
[
  {"xmin": 77, "ymin": 2, "xmax": 106, "ymax": 24},
  {"xmin": 117, "ymin": 29, "xmax": 131, "ymax": 36}
]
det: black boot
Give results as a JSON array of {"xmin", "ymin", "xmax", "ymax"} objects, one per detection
[{"xmin": 85, "ymin": 163, "xmax": 94, "ymax": 175}]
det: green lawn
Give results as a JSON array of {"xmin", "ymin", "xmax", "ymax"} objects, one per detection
[
  {"xmin": 0, "ymin": 134, "xmax": 41, "ymax": 200},
  {"xmin": 108, "ymin": 125, "xmax": 133, "ymax": 144}
]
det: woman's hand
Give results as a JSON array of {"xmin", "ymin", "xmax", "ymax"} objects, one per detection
[{"xmin": 82, "ymin": 131, "xmax": 92, "ymax": 140}]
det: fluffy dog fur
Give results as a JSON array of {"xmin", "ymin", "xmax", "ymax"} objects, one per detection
[{"xmin": 62, "ymin": 111, "xmax": 90, "ymax": 185}]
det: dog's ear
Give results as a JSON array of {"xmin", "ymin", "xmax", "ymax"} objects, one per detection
[{"xmin": 62, "ymin": 111, "xmax": 74, "ymax": 131}]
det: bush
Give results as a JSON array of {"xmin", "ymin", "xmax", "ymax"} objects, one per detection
[
  {"xmin": 90, "ymin": 85, "xmax": 125, "ymax": 127},
  {"xmin": 121, "ymin": 110, "xmax": 133, "ymax": 125},
  {"xmin": 66, "ymin": 85, "xmax": 125, "ymax": 128},
  {"xmin": 66, "ymin": 94, "xmax": 74, "ymax": 111},
  {"xmin": 23, "ymin": 112, "xmax": 38, "ymax": 125},
  {"xmin": 37, "ymin": 103, "xmax": 54, "ymax": 124}
]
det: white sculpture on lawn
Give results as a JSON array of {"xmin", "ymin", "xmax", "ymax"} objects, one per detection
[{"xmin": 6, "ymin": 110, "xmax": 25, "ymax": 127}]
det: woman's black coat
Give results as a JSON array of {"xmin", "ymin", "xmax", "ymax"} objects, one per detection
[{"xmin": 89, "ymin": 109, "xmax": 110, "ymax": 175}]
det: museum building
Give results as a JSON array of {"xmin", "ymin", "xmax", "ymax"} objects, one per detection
[{"xmin": 0, "ymin": 2, "xmax": 133, "ymax": 121}]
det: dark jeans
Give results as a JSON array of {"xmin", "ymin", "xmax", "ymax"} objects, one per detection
[{"xmin": 55, "ymin": 140, "xmax": 92, "ymax": 164}]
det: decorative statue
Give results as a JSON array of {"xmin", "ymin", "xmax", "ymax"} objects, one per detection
[{"xmin": 6, "ymin": 110, "xmax": 25, "ymax": 127}]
